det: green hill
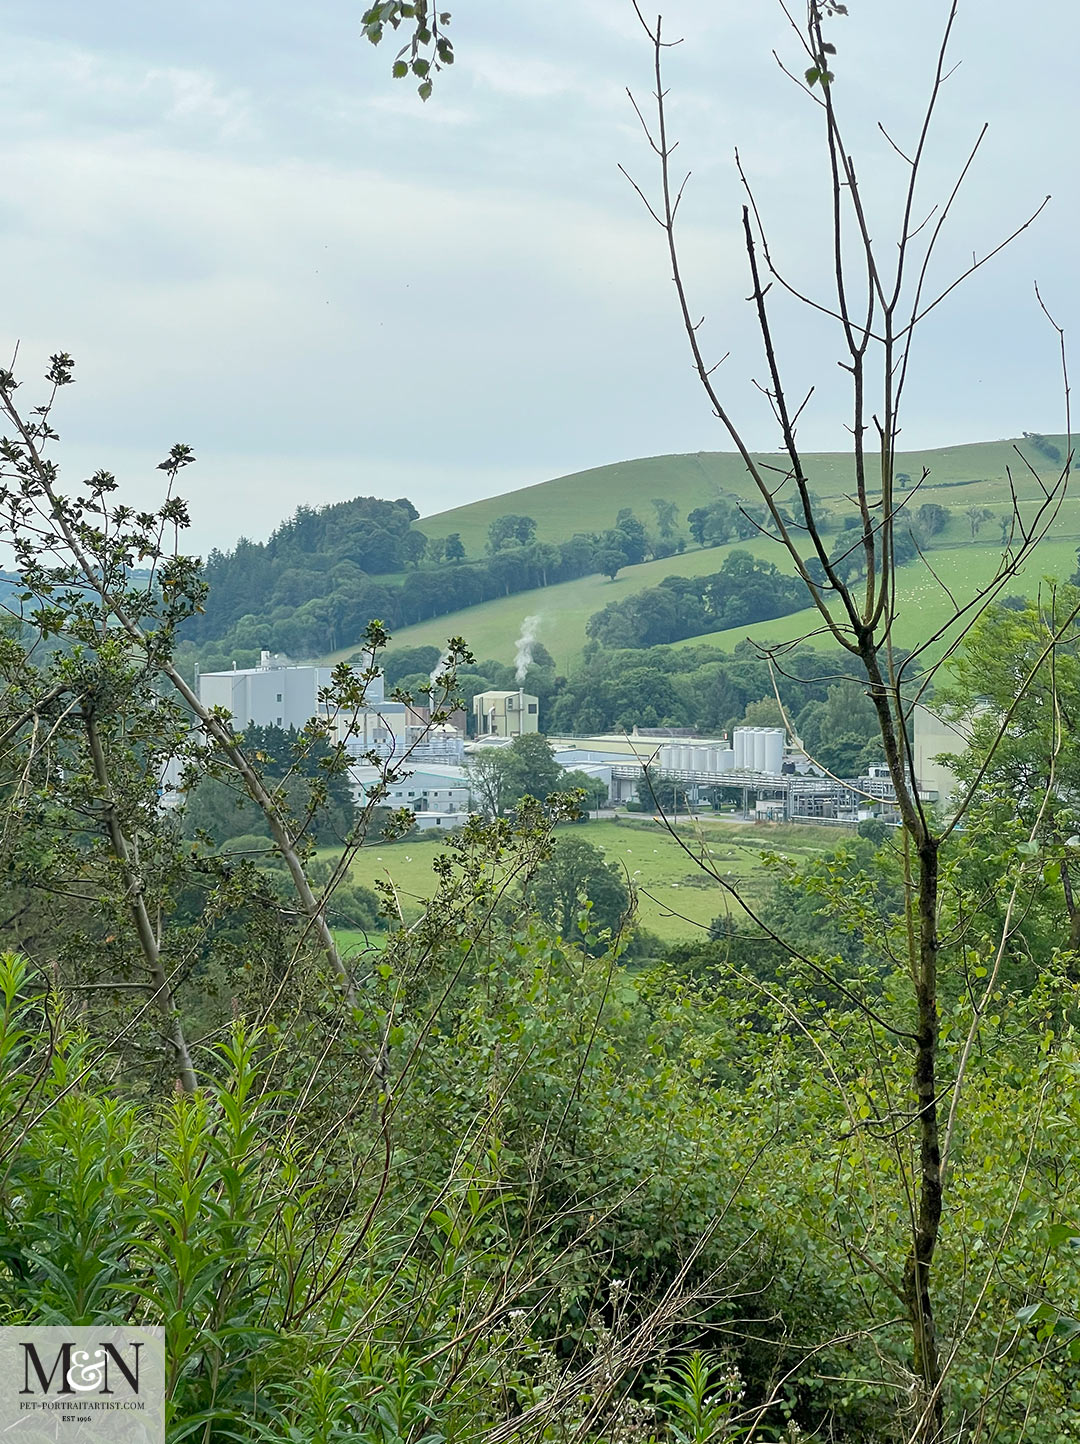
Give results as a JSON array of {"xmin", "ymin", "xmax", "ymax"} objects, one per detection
[
  {"xmin": 413, "ymin": 439, "xmax": 1054, "ymax": 554},
  {"xmin": 322, "ymin": 436, "xmax": 1075, "ymax": 669}
]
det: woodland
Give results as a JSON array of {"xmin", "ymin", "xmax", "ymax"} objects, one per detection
[{"xmin": 2, "ymin": 4, "xmax": 1080, "ymax": 1444}]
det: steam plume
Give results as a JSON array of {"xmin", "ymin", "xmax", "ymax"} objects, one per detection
[
  {"xmin": 429, "ymin": 647, "xmax": 452, "ymax": 688},
  {"xmin": 514, "ymin": 615, "xmax": 542, "ymax": 684}
]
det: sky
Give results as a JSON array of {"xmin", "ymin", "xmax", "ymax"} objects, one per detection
[{"xmin": 1, "ymin": 0, "xmax": 1076, "ymax": 553}]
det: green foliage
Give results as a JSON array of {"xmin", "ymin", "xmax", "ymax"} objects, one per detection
[
  {"xmin": 465, "ymin": 733, "xmax": 572, "ymax": 818},
  {"xmin": 182, "ymin": 724, "xmax": 358, "ymax": 847},
  {"xmin": 559, "ymin": 769, "xmax": 609, "ymax": 815},
  {"xmin": 487, "ymin": 513, "xmax": 537, "ymax": 553},
  {"xmin": 964, "ymin": 504, "xmax": 995, "ymax": 539},
  {"xmin": 1023, "ymin": 430, "xmax": 1064, "ymax": 465},
  {"xmin": 586, "ymin": 550, "xmax": 807, "ymax": 650},
  {"xmin": 652, "ymin": 497, "xmax": 680, "ymax": 539},
  {"xmin": 524, "ymin": 833, "xmax": 631, "ymax": 944},
  {"xmin": 637, "ymin": 772, "xmax": 695, "ymax": 816},
  {"xmin": 938, "ymin": 588, "xmax": 1080, "ymax": 954},
  {"xmin": 915, "ymin": 501, "xmax": 949, "ymax": 538},
  {"xmin": 595, "ymin": 547, "xmax": 626, "ymax": 581},
  {"xmin": 500, "ymin": 733, "xmax": 565, "ymax": 808},
  {"xmin": 795, "ymin": 680, "xmax": 882, "ymax": 776},
  {"xmin": 362, "ymin": 1, "xmax": 454, "ymax": 101}
]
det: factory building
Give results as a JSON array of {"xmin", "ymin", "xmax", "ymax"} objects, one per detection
[
  {"xmin": 198, "ymin": 652, "xmax": 338, "ymax": 732},
  {"xmin": 349, "ymin": 763, "xmax": 473, "ymax": 831},
  {"xmin": 196, "ymin": 651, "xmax": 415, "ymax": 761},
  {"xmin": 912, "ymin": 704, "xmax": 970, "ymax": 807},
  {"xmin": 472, "ymin": 689, "xmax": 539, "ymax": 738}
]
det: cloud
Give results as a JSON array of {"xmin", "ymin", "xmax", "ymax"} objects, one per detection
[
  {"xmin": 0, "ymin": 0, "xmax": 1074, "ymax": 558},
  {"xmin": 142, "ymin": 66, "xmax": 255, "ymax": 139},
  {"xmin": 0, "ymin": 38, "xmax": 254, "ymax": 144}
]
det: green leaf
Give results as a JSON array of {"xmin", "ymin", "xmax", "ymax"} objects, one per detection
[
  {"xmin": 1047, "ymin": 1222, "xmax": 1080, "ymax": 1249},
  {"xmin": 392, "ymin": 60, "xmax": 409, "ymax": 78},
  {"xmin": 418, "ymin": 79, "xmax": 433, "ymax": 100},
  {"xmin": 805, "ymin": 67, "xmax": 820, "ymax": 87}
]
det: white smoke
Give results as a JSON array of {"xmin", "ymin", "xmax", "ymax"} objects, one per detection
[
  {"xmin": 514, "ymin": 615, "xmax": 543, "ymax": 684},
  {"xmin": 429, "ymin": 647, "xmax": 453, "ymax": 689}
]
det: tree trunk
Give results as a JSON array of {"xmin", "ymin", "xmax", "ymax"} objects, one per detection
[
  {"xmin": 903, "ymin": 838, "xmax": 944, "ymax": 1441},
  {"xmin": 860, "ymin": 651, "xmax": 945, "ymax": 1437}
]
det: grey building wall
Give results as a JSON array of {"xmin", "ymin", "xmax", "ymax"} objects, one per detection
[{"xmin": 198, "ymin": 659, "xmax": 390, "ymax": 732}]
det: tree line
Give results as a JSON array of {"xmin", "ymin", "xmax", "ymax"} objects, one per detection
[
  {"xmin": 584, "ymin": 550, "xmax": 808, "ymax": 649},
  {"xmin": 180, "ymin": 498, "xmax": 698, "ymax": 662}
]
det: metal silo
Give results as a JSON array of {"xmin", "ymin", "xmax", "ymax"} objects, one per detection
[
  {"xmin": 733, "ymin": 728, "xmax": 747, "ymax": 769},
  {"xmin": 752, "ymin": 728, "xmax": 768, "ymax": 772},
  {"xmin": 763, "ymin": 728, "xmax": 784, "ymax": 775},
  {"xmin": 719, "ymin": 748, "xmax": 735, "ymax": 772}
]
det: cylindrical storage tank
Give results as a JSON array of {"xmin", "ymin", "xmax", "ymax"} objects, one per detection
[
  {"xmin": 706, "ymin": 747, "xmax": 720, "ymax": 774},
  {"xmin": 733, "ymin": 728, "xmax": 747, "ymax": 769},
  {"xmin": 752, "ymin": 729, "xmax": 767, "ymax": 772},
  {"xmin": 676, "ymin": 745, "xmax": 691, "ymax": 772},
  {"xmin": 658, "ymin": 744, "xmax": 677, "ymax": 773},
  {"xmin": 719, "ymin": 748, "xmax": 735, "ymax": 772},
  {"xmin": 763, "ymin": 728, "xmax": 784, "ymax": 776}
]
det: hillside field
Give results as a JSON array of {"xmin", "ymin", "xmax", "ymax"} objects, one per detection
[
  {"xmin": 335, "ymin": 525, "xmax": 1080, "ymax": 674},
  {"xmin": 336, "ymin": 817, "xmax": 830, "ymax": 944},
  {"xmin": 411, "ymin": 439, "xmax": 1065, "ymax": 556},
  {"xmin": 319, "ymin": 437, "xmax": 1075, "ymax": 670}
]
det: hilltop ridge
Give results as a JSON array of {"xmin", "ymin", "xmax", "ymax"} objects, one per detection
[{"xmin": 173, "ymin": 435, "xmax": 1074, "ymax": 672}]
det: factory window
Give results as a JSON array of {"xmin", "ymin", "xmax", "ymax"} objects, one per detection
[
  {"xmin": 528, "ymin": 703, "xmax": 537, "ymax": 714},
  {"xmin": 276, "ymin": 717, "xmax": 282, "ymax": 726},
  {"xmin": 276, "ymin": 693, "xmax": 282, "ymax": 703}
]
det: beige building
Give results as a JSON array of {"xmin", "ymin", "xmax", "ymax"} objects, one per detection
[
  {"xmin": 912, "ymin": 704, "xmax": 973, "ymax": 806},
  {"xmin": 472, "ymin": 689, "xmax": 539, "ymax": 738}
]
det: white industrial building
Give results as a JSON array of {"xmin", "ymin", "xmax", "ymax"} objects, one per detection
[
  {"xmin": 196, "ymin": 650, "xmax": 429, "ymax": 761},
  {"xmin": 546, "ymin": 726, "xmax": 935, "ymax": 825},
  {"xmin": 349, "ymin": 763, "xmax": 473, "ymax": 831},
  {"xmin": 198, "ymin": 652, "xmax": 338, "ymax": 732},
  {"xmin": 548, "ymin": 728, "xmax": 788, "ymax": 807},
  {"xmin": 732, "ymin": 727, "xmax": 785, "ymax": 774}
]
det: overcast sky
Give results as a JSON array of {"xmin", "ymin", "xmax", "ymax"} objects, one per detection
[{"xmin": 2, "ymin": 0, "xmax": 1076, "ymax": 552}]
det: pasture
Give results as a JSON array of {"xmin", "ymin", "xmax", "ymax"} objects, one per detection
[
  {"xmin": 321, "ymin": 437, "xmax": 1075, "ymax": 670},
  {"xmin": 338, "ymin": 816, "xmax": 831, "ymax": 944}
]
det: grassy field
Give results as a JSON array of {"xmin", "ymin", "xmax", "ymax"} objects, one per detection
[
  {"xmin": 321, "ymin": 437, "xmax": 1075, "ymax": 670},
  {"xmin": 331, "ymin": 526, "xmax": 1080, "ymax": 673},
  {"xmin": 328, "ymin": 531, "xmax": 795, "ymax": 672},
  {"xmin": 679, "ymin": 531, "xmax": 1080, "ymax": 656},
  {"xmin": 339, "ymin": 817, "xmax": 831, "ymax": 944},
  {"xmin": 412, "ymin": 438, "xmax": 1068, "ymax": 556}
]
